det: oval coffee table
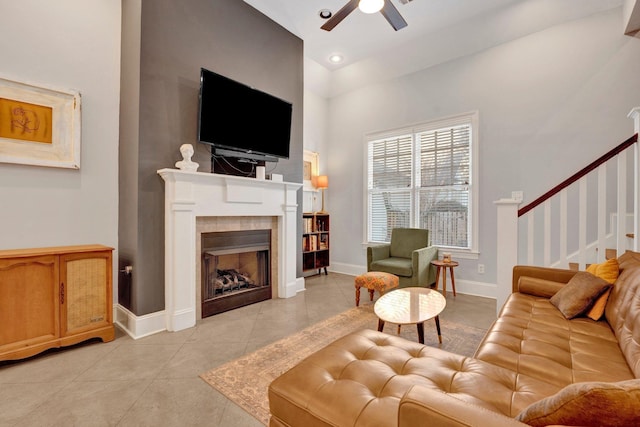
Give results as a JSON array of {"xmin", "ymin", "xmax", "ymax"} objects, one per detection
[{"xmin": 374, "ymin": 287, "xmax": 446, "ymax": 344}]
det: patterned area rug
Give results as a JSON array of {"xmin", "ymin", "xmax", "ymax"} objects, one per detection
[{"xmin": 199, "ymin": 304, "xmax": 486, "ymax": 425}]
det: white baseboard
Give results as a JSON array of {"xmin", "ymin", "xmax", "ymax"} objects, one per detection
[
  {"xmin": 167, "ymin": 308, "xmax": 196, "ymax": 332},
  {"xmin": 281, "ymin": 277, "xmax": 304, "ymax": 298},
  {"xmin": 328, "ymin": 261, "xmax": 363, "ymax": 276},
  {"xmin": 114, "ymin": 304, "xmax": 166, "ymax": 340},
  {"xmin": 451, "ymin": 279, "xmax": 496, "ymax": 299},
  {"xmin": 328, "ymin": 262, "xmax": 496, "ymax": 299}
]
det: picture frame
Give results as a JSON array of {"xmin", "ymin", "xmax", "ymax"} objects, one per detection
[
  {"xmin": 303, "ymin": 150, "xmax": 319, "ymax": 191},
  {"xmin": 0, "ymin": 75, "xmax": 81, "ymax": 169}
]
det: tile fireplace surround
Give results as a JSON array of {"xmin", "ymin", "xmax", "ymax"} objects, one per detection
[{"xmin": 117, "ymin": 169, "xmax": 303, "ymax": 339}]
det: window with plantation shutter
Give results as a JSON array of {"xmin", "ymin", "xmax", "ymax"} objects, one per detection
[
  {"xmin": 366, "ymin": 112, "xmax": 478, "ymax": 254},
  {"xmin": 367, "ymin": 135, "xmax": 412, "ymax": 242}
]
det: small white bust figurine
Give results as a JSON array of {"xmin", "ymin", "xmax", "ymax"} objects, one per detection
[{"xmin": 175, "ymin": 144, "xmax": 199, "ymax": 172}]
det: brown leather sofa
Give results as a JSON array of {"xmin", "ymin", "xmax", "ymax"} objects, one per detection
[{"xmin": 268, "ymin": 253, "xmax": 640, "ymax": 426}]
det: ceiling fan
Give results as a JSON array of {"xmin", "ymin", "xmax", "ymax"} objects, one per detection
[{"xmin": 321, "ymin": 0, "xmax": 409, "ymax": 32}]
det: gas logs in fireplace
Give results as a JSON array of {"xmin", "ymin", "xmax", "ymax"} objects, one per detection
[
  {"xmin": 207, "ymin": 268, "xmax": 255, "ymax": 295},
  {"xmin": 201, "ymin": 229, "xmax": 271, "ymax": 317}
]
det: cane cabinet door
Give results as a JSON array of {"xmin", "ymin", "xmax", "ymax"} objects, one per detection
[
  {"xmin": 59, "ymin": 250, "xmax": 113, "ymax": 337},
  {"xmin": 0, "ymin": 255, "xmax": 60, "ymax": 357}
]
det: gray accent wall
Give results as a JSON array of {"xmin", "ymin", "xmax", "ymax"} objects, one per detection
[{"xmin": 120, "ymin": 0, "xmax": 304, "ymax": 315}]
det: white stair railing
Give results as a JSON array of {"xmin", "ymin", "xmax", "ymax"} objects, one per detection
[{"xmin": 495, "ymin": 107, "xmax": 640, "ymax": 312}]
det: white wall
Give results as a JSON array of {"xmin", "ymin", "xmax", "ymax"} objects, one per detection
[
  {"xmin": 303, "ymin": 88, "xmax": 330, "ymax": 161},
  {"xmin": 303, "ymin": 87, "xmax": 330, "ymax": 213},
  {"xmin": 0, "ymin": 1, "xmax": 121, "ymax": 292},
  {"xmin": 303, "ymin": 58, "xmax": 331, "ymax": 213},
  {"xmin": 325, "ymin": 7, "xmax": 640, "ymax": 297}
]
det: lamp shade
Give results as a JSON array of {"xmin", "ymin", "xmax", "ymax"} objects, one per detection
[
  {"xmin": 316, "ymin": 175, "xmax": 329, "ymax": 189},
  {"xmin": 359, "ymin": 0, "xmax": 384, "ymax": 14}
]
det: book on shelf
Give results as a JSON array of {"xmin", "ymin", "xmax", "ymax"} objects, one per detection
[
  {"xmin": 304, "ymin": 217, "xmax": 314, "ymax": 233},
  {"xmin": 319, "ymin": 234, "xmax": 328, "ymax": 250}
]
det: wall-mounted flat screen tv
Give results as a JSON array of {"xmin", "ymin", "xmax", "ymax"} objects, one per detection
[{"xmin": 198, "ymin": 68, "xmax": 292, "ymax": 161}]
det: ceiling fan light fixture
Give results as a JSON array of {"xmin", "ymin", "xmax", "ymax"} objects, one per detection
[{"xmin": 358, "ymin": 0, "xmax": 384, "ymax": 14}]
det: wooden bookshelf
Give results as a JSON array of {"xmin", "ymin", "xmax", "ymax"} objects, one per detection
[{"xmin": 302, "ymin": 213, "xmax": 329, "ymax": 275}]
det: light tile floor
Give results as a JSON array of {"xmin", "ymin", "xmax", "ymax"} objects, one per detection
[{"xmin": 0, "ymin": 273, "xmax": 496, "ymax": 427}]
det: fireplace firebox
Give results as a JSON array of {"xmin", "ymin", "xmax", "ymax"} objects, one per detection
[{"xmin": 201, "ymin": 229, "xmax": 271, "ymax": 317}]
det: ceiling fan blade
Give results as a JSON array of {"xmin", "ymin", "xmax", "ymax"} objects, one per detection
[
  {"xmin": 380, "ymin": 0, "xmax": 408, "ymax": 31},
  {"xmin": 321, "ymin": 0, "xmax": 360, "ymax": 31}
]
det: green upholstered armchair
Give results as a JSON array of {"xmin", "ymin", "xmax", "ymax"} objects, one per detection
[{"xmin": 367, "ymin": 228, "xmax": 438, "ymax": 288}]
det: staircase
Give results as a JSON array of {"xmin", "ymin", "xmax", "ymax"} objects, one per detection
[{"xmin": 495, "ymin": 107, "xmax": 640, "ymax": 310}]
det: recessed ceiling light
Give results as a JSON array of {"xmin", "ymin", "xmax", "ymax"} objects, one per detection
[
  {"xmin": 329, "ymin": 54, "xmax": 343, "ymax": 64},
  {"xmin": 319, "ymin": 9, "xmax": 332, "ymax": 19}
]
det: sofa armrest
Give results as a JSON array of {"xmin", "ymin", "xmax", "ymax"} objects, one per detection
[
  {"xmin": 367, "ymin": 244, "xmax": 390, "ymax": 271},
  {"xmin": 412, "ymin": 245, "xmax": 438, "ymax": 286},
  {"xmin": 399, "ymin": 385, "xmax": 529, "ymax": 427},
  {"xmin": 512, "ymin": 265, "xmax": 577, "ymax": 293}
]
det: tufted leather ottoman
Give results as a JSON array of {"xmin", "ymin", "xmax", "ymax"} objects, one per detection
[
  {"xmin": 268, "ymin": 329, "xmax": 552, "ymax": 427},
  {"xmin": 354, "ymin": 271, "xmax": 399, "ymax": 306}
]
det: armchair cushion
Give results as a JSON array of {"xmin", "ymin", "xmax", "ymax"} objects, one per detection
[
  {"xmin": 368, "ymin": 244, "xmax": 390, "ymax": 264},
  {"xmin": 370, "ymin": 257, "xmax": 413, "ymax": 277},
  {"xmin": 390, "ymin": 228, "xmax": 430, "ymax": 259}
]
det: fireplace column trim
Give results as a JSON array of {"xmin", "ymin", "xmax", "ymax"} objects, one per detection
[{"xmin": 159, "ymin": 168, "xmax": 303, "ymax": 332}]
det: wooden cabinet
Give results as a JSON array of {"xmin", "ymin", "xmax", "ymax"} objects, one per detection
[
  {"xmin": 302, "ymin": 213, "xmax": 329, "ymax": 275},
  {"xmin": 0, "ymin": 245, "xmax": 114, "ymax": 361}
]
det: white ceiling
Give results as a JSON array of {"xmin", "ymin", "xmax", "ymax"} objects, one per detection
[
  {"xmin": 243, "ymin": 0, "xmax": 520, "ymax": 67},
  {"xmin": 243, "ymin": 0, "xmax": 624, "ymax": 97}
]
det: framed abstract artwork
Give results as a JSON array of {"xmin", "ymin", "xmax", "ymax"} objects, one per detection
[{"xmin": 0, "ymin": 75, "xmax": 81, "ymax": 169}]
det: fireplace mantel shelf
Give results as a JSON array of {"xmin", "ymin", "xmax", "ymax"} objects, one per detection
[{"xmin": 158, "ymin": 168, "xmax": 303, "ymax": 332}]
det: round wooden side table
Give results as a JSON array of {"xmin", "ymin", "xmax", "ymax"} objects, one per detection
[{"xmin": 431, "ymin": 259, "xmax": 458, "ymax": 298}]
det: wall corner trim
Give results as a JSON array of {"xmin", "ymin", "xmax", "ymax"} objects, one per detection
[{"xmin": 114, "ymin": 304, "xmax": 166, "ymax": 339}]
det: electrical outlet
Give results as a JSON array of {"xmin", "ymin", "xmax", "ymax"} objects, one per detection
[{"xmin": 478, "ymin": 263, "xmax": 485, "ymax": 274}]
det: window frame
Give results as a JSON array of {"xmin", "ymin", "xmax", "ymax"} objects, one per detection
[{"xmin": 363, "ymin": 111, "xmax": 479, "ymax": 259}]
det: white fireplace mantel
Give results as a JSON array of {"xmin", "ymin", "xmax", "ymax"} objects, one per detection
[{"xmin": 158, "ymin": 168, "xmax": 303, "ymax": 332}]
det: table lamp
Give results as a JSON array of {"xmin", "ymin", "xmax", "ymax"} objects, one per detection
[{"xmin": 316, "ymin": 175, "xmax": 328, "ymax": 213}]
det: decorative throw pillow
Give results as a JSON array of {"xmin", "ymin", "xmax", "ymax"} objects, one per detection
[
  {"xmin": 586, "ymin": 258, "xmax": 619, "ymax": 284},
  {"xmin": 549, "ymin": 272, "xmax": 611, "ymax": 319},
  {"xmin": 586, "ymin": 288, "xmax": 612, "ymax": 321},
  {"xmin": 516, "ymin": 380, "xmax": 640, "ymax": 427},
  {"xmin": 585, "ymin": 258, "xmax": 619, "ymax": 321}
]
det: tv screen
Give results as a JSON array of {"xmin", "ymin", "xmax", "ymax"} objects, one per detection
[{"xmin": 198, "ymin": 68, "xmax": 292, "ymax": 160}]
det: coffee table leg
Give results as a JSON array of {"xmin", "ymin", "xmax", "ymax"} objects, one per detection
[
  {"xmin": 377, "ymin": 318, "xmax": 385, "ymax": 333},
  {"xmin": 435, "ymin": 315, "xmax": 442, "ymax": 343},
  {"xmin": 416, "ymin": 322, "xmax": 425, "ymax": 344}
]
